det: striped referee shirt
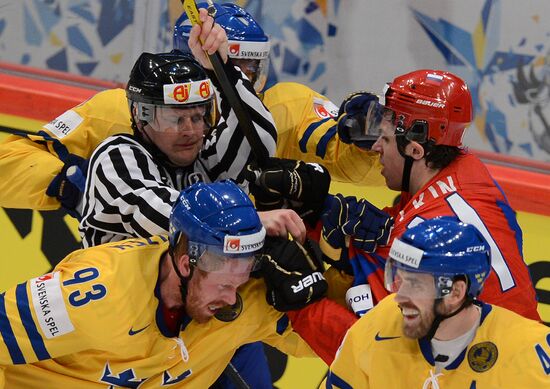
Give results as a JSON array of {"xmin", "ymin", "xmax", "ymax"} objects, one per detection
[{"xmin": 79, "ymin": 62, "xmax": 276, "ymax": 248}]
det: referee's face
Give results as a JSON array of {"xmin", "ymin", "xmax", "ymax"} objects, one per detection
[{"xmin": 144, "ymin": 106, "xmax": 208, "ymax": 166}]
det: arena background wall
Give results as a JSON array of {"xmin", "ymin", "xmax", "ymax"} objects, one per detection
[{"xmin": 1, "ymin": 0, "xmax": 550, "ymax": 387}]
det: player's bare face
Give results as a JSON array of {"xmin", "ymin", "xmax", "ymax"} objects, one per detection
[
  {"xmin": 144, "ymin": 106, "xmax": 208, "ymax": 167},
  {"xmin": 185, "ymin": 268, "xmax": 249, "ymax": 324},
  {"xmin": 371, "ymin": 120, "xmax": 405, "ymax": 191},
  {"xmin": 393, "ymin": 271, "xmax": 437, "ymax": 339}
]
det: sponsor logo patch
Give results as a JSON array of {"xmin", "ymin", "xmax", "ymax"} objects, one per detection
[
  {"xmin": 30, "ymin": 272, "xmax": 75, "ymax": 338},
  {"xmin": 44, "ymin": 110, "xmax": 84, "ymax": 139},
  {"xmin": 313, "ymin": 97, "xmax": 339, "ymax": 119},
  {"xmin": 163, "ymin": 79, "xmax": 212, "ymax": 105}
]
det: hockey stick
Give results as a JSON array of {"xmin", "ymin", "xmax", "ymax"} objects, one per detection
[
  {"xmin": 0, "ymin": 125, "xmax": 37, "ymax": 136},
  {"xmin": 181, "ymin": 0, "xmax": 269, "ymax": 167}
]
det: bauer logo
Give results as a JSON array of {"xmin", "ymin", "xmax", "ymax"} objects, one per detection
[
  {"xmin": 30, "ymin": 272, "xmax": 75, "ymax": 339},
  {"xmin": 416, "ymin": 99, "xmax": 445, "ymax": 108}
]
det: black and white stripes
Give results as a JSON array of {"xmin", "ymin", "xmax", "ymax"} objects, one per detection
[{"xmin": 79, "ymin": 62, "xmax": 276, "ymax": 248}]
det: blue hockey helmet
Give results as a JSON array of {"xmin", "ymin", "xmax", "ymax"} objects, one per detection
[
  {"xmin": 169, "ymin": 180, "xmax": 266, "ymax": 273},
  {"xmin": 174, "ymin": 2, "xmax": 270, "ymax": 92},
  {"xmin": 384, "ymin": 217, "xmax": 491, "ymax": 299}
]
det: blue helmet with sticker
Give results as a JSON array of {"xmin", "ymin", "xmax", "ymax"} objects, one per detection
[
  {"xmin": 385, "ymin": 217, "xmax": 491, "ymax": 299},
  {"xmin": 174, "ymin": 2, "xmax": 270, "ymax": 92},
  {"xmin": 169, "ymin": 180, "xmax": 265, "ymax": 272}
]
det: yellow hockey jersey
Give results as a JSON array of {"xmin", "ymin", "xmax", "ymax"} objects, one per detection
[
  {"xmin": 263, "ymin": 82, "xmax": 383, "ymax": 186},
  {"xmin": 0, "ymin": 235, "xmax": 314, "ymax": 388},
  {"xmin": 0, "ymin": 82, "xmax": 383, "ymax": 211},
  {"xmin": 0, "ymin": 88, "xmax": 131, "ymax": 209},
  {"xmin": 326, "ymin": 295, "xmax": 550, "ymax": 389}
]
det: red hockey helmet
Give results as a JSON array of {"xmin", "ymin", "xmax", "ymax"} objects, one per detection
[{"xmin": 383, "ymin": 69, "xmax": 473, "ymax": 147}]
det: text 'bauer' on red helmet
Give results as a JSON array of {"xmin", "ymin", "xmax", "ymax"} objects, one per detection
[{"xmin": 383, "ymin": 69, "xmax": 474, "ymax": 147}]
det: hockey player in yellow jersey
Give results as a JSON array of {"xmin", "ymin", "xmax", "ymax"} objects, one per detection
[
  {"xmin": 326, "ymin": 217, "xmax": 550, "ymax": 389},
  {"xmin": 0, "ymin": 180, "xmax": 329, "ymax": 388},
  {"xmin": 0, "ymin": 2, "xmax": 382, "ymax": 216}
]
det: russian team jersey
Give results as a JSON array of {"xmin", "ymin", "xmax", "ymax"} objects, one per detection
[
  {"xmin": 0, "ymin": 236, "xmax": 314, "ymax": 388},
  {"xmin": 326, "ymin": 295, "xmax": 550, "ymax": 389},
  {"xmin": 349, "ymin": 153, "xmax": 540, "ymax": 321}
]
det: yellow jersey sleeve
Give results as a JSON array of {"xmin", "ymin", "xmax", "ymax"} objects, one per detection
[
  {"xmin": 0, "ymin": 88, "xmax": 131, "ymax": 210},
  {"xmin": 264, "ymin": 82, "xmax": 384, "ymax": 186}
]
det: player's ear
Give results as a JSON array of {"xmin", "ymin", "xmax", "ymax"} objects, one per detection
[
  {"xmin": 406, "ymin": 141, "xmax": 425, "ymax": 160},
  {"xmin": 450, "ymin": 279, "xmax": 468, "ymax": 304},
  {"xmin": 175, "ymin": 254, "xmax": 191, "ymax": 278}
]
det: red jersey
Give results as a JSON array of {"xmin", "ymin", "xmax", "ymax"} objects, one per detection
[{"xmin": 349, "ymin": 153, "xmax": 540, "ymax": 321}]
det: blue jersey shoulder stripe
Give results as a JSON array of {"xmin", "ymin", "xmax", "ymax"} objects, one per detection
[
  {"xmin": 299, "ymin": 118, "xmax": 332, "ymax": 153},
  {"xmin": 315, "ymin": 125, "xmax": 337, "ymax": 158},
  {"xmin": 326, "ymin": 370, "xmax": 353, "ymax": 389},
  {"xmin": 276, "ymin": 314, "xmax": 289, "ymax": 335},
  {"xmin": 350, "ymin": 251, "xmax": 385, "ymax": 286},
  {"xmin": 15, "ymin": 283, "xmax": 51, "ymax": 361},
  {"xmin": 0, "ymin": 292, "xmax": 26, "ymax": 364}
]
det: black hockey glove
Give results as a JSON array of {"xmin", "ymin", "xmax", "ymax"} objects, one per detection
[
  {"xmin": 259, "ymin": 236, "xmax": 328, "ymax": 312},
  {"xmin": 245, "ymin": 157, "xmax": 331, "ymax": 227},
  {"xmin": 46, "ymin": 154, "xmax": 88, "ymax": 219},
  {"xmin": 337, "ymin": 91, "xmax": 384, "ymax": 150}
]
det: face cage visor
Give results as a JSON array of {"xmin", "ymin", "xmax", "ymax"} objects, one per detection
[
  {"xmin": 231, "ymin": 57, "xmax": 270, "ymax": 93},
  {"xmin": 228, "ymin": 39, "xmax": 270, "ymax": 93},
  {"xmin": 136, "ymin": 102, "xmax": 215, "ymax": 133},
  {"xmin": 188, "ymin": 246, "xmax": 260, "ymax": 275},
  {"xmin": 384, "ymin": 237, "xmax": 455, "ymax": 299},
  {"xmin": 341, "ymin": 99, "xmax": 391, "ymax": 149},
  {"xmin": 384, "ymin": 258, "xmax": 456, "ymax": 299},
  {"xmin": 186, "ymin": 226, "xmax": 266, "ymax": 274}
]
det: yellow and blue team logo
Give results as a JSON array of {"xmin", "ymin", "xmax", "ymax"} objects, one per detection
[{"xmin": 468, "ymin": 341, "xmax": 498, "ymax": 372}]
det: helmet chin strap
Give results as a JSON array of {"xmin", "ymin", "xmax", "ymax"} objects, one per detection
[
  {"xmin": 168, "ymin": 244, "xmax": 195, "ymax": 309},
  {"xmin": 395, "ymin": 133, "xmax": 414, "ymax": 192},
  {"xmin": 423, "ymin": 297, "xmax": 472, "ymax": 341},
  {"xmin": 401, "ymin": 156, "xmax": 414, "ymax": 193}
]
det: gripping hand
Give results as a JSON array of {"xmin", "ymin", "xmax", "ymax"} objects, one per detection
[
  {"xmin": 337, "ymin": 91, "xmax": 383, "ymax": 150},
  {"xmin": 245, "ymin": 157, "xmax": 331, "ymax": 226},
  {"xmin": 259, "ymin": 237, "xmax": 327, "ymax": 311},
  {"xmin": 345, "ymin": 198, "xmax": 393, "ymax": 252},
  {"xmin": 321, "ymin": 194, "xmax": 360, "ymax": 250},
  {"xmin": 46, "ymin": 154, "xmax": 89, "ymax": 218},
  {"xmin": 320, "ymin": 195, "xmax": 393, "ymax": 274}
]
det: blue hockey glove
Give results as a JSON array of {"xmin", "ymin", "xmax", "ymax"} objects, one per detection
[
  {"xmin": 337, "ymin": 91, "xmax": 385, "ymax": 150},
  {"xmin": 46, "ymin": 154, "xmax": 89, "ymax": 218},
  {"xmin": 343, "ymin": 198, "xmax": 393, "ymax": 253},
  {"xmin": 321, "ymin": 194, "xmax": 360, "ymax": 250}
]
